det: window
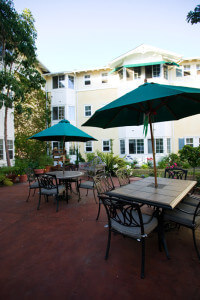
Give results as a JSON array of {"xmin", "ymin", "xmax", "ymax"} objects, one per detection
[
  {"xmin": 186, "ymin": 138, "xmax": 193, "ymax": 147},
  {"xmin": 196, "ymin": 64, "xmax": 200, "ymax": 75},
  {"xmin": 184, "ymin": 65, "xmax": 191, "ymax": 76},
  {"xmin": 101, "ymin": 73, "xmax": 108, "ymax": 84},
  {"xmin": 68, "ymin": 75, "xmax": 74, "ymax": 89},
  {"xmin": 0, "ymin": 139, "xmax": 3, "ymax": 160},
  {"xmin": 153, "ymin": 65, "xmax": 160, "ymax": 77},
  {"xmin": 145, "ymin": 65, "xmax": 160, "ymax": 79},
  {"xmin": 53, "ymin": 141, "xmax": 62, "ymax": 151},
  {"xmin": 84, "ymin": 75, "xmax": 91, "ymax": 85},
  {"xmin": 164, "ymin": 65, "xmax": 168, "ymax": 79},
  {"xmin": 129, "ymin": 139, "xmax": 144, "ymax": 154},
  {"xmin": 7, "ymin": 140, "xmax": 13, "ymax": 159},
  {"xmin": 133, "ymin": 67, "xmax": 141, "ymax": 79},
  {"xmin": 156, "ymin": 139, "xmax": 164, "ymax": 153},
  {"xmin": 103, "ymin": 140, "xmax": 110, "ymax": 152},
  {"xmin": 120, "ymin": 140, "xmax": 125, "ymax": 155},
  {"xmin": 52, "ymin": 106, "xmax": 65, "ymax": 120},
  {"xmin": 176, "ymin": 68, "xmax": 182, "ymax": 77},
  {"xmin": 53, "ymin": 75, "xmax": 65, "ymax": 89},
  {"xmin": 69, "ymin": 142, "xmax": 76, "ymax": 155},
  {"xmin": 148, "ymin": 139, "xmax": 153, "ymax": 154},
  {"xmin": 84, "ymin": 105, "xmax": 91, "ymax": 117},
  {"xmin": 167, "ymin": 138, "xmax": 171, "ymax": 153},
  {"xmin": 68, "ymin": 106, "xmax": 75, "ymax": 121},
  {"xmin": 85, "ymin": 141, "xmax": 93, "ymax": 152}
]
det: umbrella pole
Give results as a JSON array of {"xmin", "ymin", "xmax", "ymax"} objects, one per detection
[{"xmin": 149, "ymin": 117, "xmax": 158, "ymax": 188}]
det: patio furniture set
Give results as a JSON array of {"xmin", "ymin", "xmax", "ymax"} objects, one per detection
[{"xmin": 26, "ymin": 165, "xmax": 200, "ymax": 279}]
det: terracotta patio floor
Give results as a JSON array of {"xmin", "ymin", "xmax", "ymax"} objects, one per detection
[{"xmin": 0, "ymin": 178, "xmax": 199, "ymax": 300}]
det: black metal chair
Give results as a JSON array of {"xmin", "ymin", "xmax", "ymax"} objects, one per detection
[
  {"xmin": 164, "ymin": 167, "xmax": 188, "ymax": 180},
  {"xmin": 116, "ymin": 168, "xmax": 130, "ymax": 186},
  {"xmin": 93, "ymin": 172, "xmax": 115, "ymax": 220},
  {"xmin": 99, "ymin": 195, "xmax": 166, "ymax": 278},
  {"xmin": 78, "ymin": 175, "xmax": 97, "ymax": 203},
  {"xmin": 26, "ymin": 168, "xmax": 39, "ymax": 202},
  {"xmin": 37, "ymin": 174, "xmax": 66, "ymax": 212},
  {"xmin": 164, "ymin": 197, "xmax": 200, "ymax": 260},
  {"xmin": 64, "ymin": 164, "xmax": 80, "ymax": 196}
]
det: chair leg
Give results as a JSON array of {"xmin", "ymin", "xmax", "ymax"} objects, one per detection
[
  {"xmin": 141, "ymin": 238, "xmax": 145, "ymax": 279},
  {"xmin": 26, "ymin": 188, "xmax": 31, "ymax": 202},
  {"xmin": 93, "ymin": 189, "xmax": 97, "ymax": 204},
  {"xmin": 192, "ymin": 229, "xmax": 200, "ymax": 260},
  {"xmin": 105, "ymin": 228, "xmax": 111, "ymax": 260},
  {"xmin": 96, "ymin": 201, "xmax": 101, "ymax": 221},
  {"xmin": 37, "ymin": 194, "xmax": 41, "ymax": 210},
  {"xmin": 56, "ymin": 195, "xmax": 59, "ymax": 212}
]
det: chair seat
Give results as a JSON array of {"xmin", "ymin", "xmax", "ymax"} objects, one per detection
[
  {"xmin": 79, "ymin": 181, "xmax": 94, "ymax": 190},
  {"xmin": 30, "ymin": 181, "xmax": 39, "ymax": 189},
  {"xmin": 164, "ymin": 203, "xmax": 200, "ymax": 228},
  {"xmin": 40, "ymin": 185, "xmax": 65, "ymax": 196},
  {"xmin": 183, "ymin": 195, "xmax": 200, "ymax": 207},
  {"xmin": 111, "ymin": 211, "xmax": 158, "ymax": 239}
]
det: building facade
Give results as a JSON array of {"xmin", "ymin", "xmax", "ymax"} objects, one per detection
[{"xmin": 43, "ymin": 44, "xmax": 200, "ymax": 165}]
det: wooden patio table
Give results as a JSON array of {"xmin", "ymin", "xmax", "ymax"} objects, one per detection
[{"xmin": 106, "ymin": 176, "xmax": 197, "ymax": 210}]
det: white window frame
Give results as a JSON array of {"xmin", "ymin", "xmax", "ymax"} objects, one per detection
[
  {"xmin": 84, "ymin": 105, "xmax": 92, "ymax": 117},
  {"xmin": 120, "ymin": 139, "xmax": 125, "ymax": 155},
  {"xmin": 52, "ymin": 75, "xmax": 65, "ymax": 89},
  {"xmin": 167, "ymin": 138, "xmax": 171, "ymax": 153},
  {"xmin": 102, "ymin": 140, "xmax": 111, "ymax": 152},
  {"xmin": 84, "ymin": 74, "xmax": 91, "ymax": 85},
  {"xmin": 7, "ymin": 140, "xmax": 13, "ymax": 159},
  {"xmin": 52, "ymin": 106, "xmax": 65, "ymax": 121},
  {"xmin": 129, "ymin": 139, "xmax": 144, "ymax": 154},
  {"xmin": 186, "ymin": 138, "xmax": 193, "ymax": 147},
  {"xmin": 156, "ymin": 139, "xmax": 164, "ymax": 154},
  {"xmin": 85, "ymin": 141, "xmax": 93, "ymax": 153},
  {"xmin": 101, "ymin": 72, "xmax": 108, "ymax": 84}
]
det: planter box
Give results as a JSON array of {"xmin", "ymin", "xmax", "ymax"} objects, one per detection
[
  {"xmin": 19, "ymin": 174, "xmax": 27, "ymax": 183},
  {"xmin": 34, "ymin": 169, "xmax": 44, "ymax": 175}
]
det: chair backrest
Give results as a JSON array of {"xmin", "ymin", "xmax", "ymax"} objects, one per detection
[
  {"xmin": 116, "ymin": 168, "xmax": 130, "ymax": 186},
  {"xmin": 164, "ymin": 167, "xmax": 188, "ymax": 180},
  {"xmin": 37, "ymin": 174, "xmax": 58, "ymax": 192},
  {"xmin": 65, "ymin": 164, "xmax": 79, "ymax": 171},
  {"xmin": 99, "ymin": 195, "xmax": 145, "ymax": 234},
  {"xmin": 93, "ymin": 172, "xmax": 115, "ymax": 195},
  {"xmin": 25, "ymin": 168, "xmax": 36, "ymax": 183}
]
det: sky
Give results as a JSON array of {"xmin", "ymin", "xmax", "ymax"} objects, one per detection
[{"xmin": 13, "ymin": 0, "xmax": 200, "ymax": 73}]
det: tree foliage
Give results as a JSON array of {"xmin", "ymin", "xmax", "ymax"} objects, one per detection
[
  {"xmin": 179, "ymin": 145, "xmax": 200, "ymax": 179},
  {"xmin": 0, "ymin": 0, "xmax": 46, "ymax": 165},
  {"xmin": 186, "ymin": 4, "xmax": 200, "ymax": 25}
]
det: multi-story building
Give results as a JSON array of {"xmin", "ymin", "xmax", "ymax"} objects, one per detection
[{"xmin": 44, "ymin": 44, "xmax": 200, "ymax": 164}]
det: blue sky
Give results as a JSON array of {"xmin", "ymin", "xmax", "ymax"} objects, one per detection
[{"xmin": 13, "ymin": 0, "xmax": 200, "ymax": 72}]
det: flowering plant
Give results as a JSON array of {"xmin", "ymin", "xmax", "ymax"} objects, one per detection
[{"xmin": 166, "ymin": 162, "xmax": 178, "ymax": 169}]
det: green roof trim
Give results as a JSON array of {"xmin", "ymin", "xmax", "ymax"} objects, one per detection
[{"xmin": 109, "ymin": 61, "xmax": 179, "ymax": 74}]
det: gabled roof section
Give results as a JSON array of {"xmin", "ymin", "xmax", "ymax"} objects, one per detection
[{"xmin": 108, "ymin": 44, "xmax": 183, "ymax": 69}]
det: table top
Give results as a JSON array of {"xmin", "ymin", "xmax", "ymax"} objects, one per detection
[
  {"xmin": 47, "ymin": 170, "xmax": 83, "ymax": 179},
  {"xmin": 106, "ymin": 176, "xmax": 197, "ymax": 210}
]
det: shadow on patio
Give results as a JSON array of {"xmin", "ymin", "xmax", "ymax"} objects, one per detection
[{"xmin": 0, "ymin": 178, "xmax": 199, "ymax": 299}]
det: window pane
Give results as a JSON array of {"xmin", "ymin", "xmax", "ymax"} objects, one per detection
[
  {"xmin": 0, "ymin": 139, "xmax": 3, "ymax": 160},
  {"xmin": 59, "ymin": 107, "xmax": 65, "ymax": 119},
  {"xmin": 164, "ymin": 66, "xmax": 168, "ymax": 79},
  {"xmin": 148, "ymin": 139, "xmax": 152, "ymax": 154},
  {"xmin": 120, "ymin": 140, "xmax": 125, "ymax": 155},
  {"xmin": 129, "ymin": 139, "xmax": 136, "ymax": 154},
  {"xmin": 137, "ymin": 139, "xmax": 144, "ymax": 154},
  {"xmin": 59, "ymin": 75, "xmax": 65, "ymax": 88},
  {"xmin": 186, "ymin": 138, "xmax": 193, "ymax": 147},
  {"xmin": 102, "ymin": 73, "xmax": 108, "ymax": 84},
  {"xmin": 145, "ymin": 66, "xmax": 152, "ymax": 79},
  {"xmin": 85, "ymin": 105, "xmax": 91, "ymax": 116},
  {"xmin": 167, "ymin": 138, "xmax": 171, "ymax": 153},
  {"xmin": 103, "ymin": 140, "xmax": 110, "ymax": 152},
  {"xmin": 176, "ymin": 68, "xmax": 182, "ymax": 77},
  {"xmin": 85, "ymin": 141, "xmax": 93, "ymax": 152},
  {"xmin": 53, "ymin": 76, "xmax": 58, "ymax": 89},
  {"xmin": 7, "ymin": 140, "xmax": 13, "ymax": 159},
  {"xmin": 68, "ymin": 75, "xmax": 74, "ymax": 89},
  {"xmin": 53, "ymin": 107, "xmax": 58, "ymax": 120},
  {"xmin": 156, "ymin": 139, "xmax": 163, "ymax": 153},
  {"xmin": 153, "ymin": 65, "xmax": 160, "ymax": 77},
  {"xmin": 84, "ymin": 75, "xmax": 91, "ymax": 85}
]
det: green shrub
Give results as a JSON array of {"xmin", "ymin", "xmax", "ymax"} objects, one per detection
[
  {"xmin": 141, "ymin": 164, "xmax": 148, "ymax": 169},
  {"xmin": 96, "ymin": 151, "xmax": 127, "ymax": 175}
]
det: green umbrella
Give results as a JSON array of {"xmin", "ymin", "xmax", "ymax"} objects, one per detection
[
  {"xmin": 82, "ymin": 82, "xmax": 200, "ymax": 187},
  {"xmin": 29, "ymin": 119, "xmax": 97, "ymax": 169}
]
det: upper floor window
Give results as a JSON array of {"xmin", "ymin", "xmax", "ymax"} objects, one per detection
[
  {"xmin": 102, "ymin": 140, "xmax": 111, "ymax": 152},
  {"xmin": 163, "ymin": 65, "xmax": 168, "ymax": 80},
  {"xmin": 0, "ymin": 139, "xmax": 3, "ymax": 160},
  {"xmin": 84, "ymin": 75, "xmax": 91, "ymax": 85},
  {"xmin": 68, "ymin": 75, "xmax": 74, "ymax": 89},
  {"xmin": 133, "ymin": 67, "xmax": 141, "ymax": 79},
  {"xmin": 186, "ymin": 138, "xmax": 193, "ymax": 147},
  {"xmin": 84, "ymin": 105, "xmax": 91, "ymax": 117},
  {"xmin": 52, "ymin": 106, "xmax": 65, "ymax": 120},
  {"xmin": 196, "ymin": 64, "xmax": 200, "ymax": 75},
  {"xmin": 176, "ymin": 68, "xmax": 183, "ymax": 77},
  {"xmin": 153, "ymin": 65, "xmax": 160, "ymax": 77},
  {"xmin": 53, "ymin": 75, "xmax": 65, "ymax": 89},
  {"xmin": 85, "ymin": 141, "xmax": 93, "ymax": 152},
  {"xmin": 129, "ymin": 139, "xmax": 144, "ymax": 154},
  {"xmin": 101, "ymin": 72, "xmax": 108, "ymax": 84},
  {"xmin": 184, "ymin": 65, "xmax": 191, "ymax": 76},
  {"xmin": 145, "ymin": 65, "xmax": 160, "ymax": 79},
  {"xmin": 8, "ymin": 140, "xmax": 13, "ymax": 159},
  {"xmin": 120, "ymin": 139, "xmax": 125, "ymax": 155}
]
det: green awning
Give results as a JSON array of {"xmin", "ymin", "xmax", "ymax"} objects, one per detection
[{"xmin": 109, "ymin": 61, "xmax": 179, "ymax": 74}]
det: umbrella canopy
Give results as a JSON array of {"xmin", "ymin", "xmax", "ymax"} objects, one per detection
[
  {"xmin": 29, "ymin": 119, "xmax": 97, "ymax": 142},
  {"xmin": 29, "ymin": 119, "xmax": 97, "ymax": 170},
  {"xmin": 82, "ymin": 82, "xmax": 200, "ymax": 187}
]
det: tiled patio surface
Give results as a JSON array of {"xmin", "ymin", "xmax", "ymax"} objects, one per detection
[{"xmin": 0, "ymin": 178, "xmax": 199, "ymax": 300}]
